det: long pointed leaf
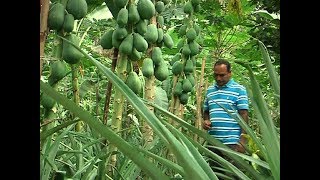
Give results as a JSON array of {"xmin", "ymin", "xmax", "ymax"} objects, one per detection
[
  {"xmin": 144, "ymin": 99, "xmax": 265, "ymax": 180},
  {"xmin": 163, "ymin": 121, "xmax": 218, "ymax": 180},
  {"xmin": 258, "ymin": 40, "xmax": 280, "ymax": 100},
  {"xmin": 40, "ymin": 81, "xmax": 170, "ymax": 180},
  {"xmin": 235, "ymin": 61, "xmax": 280, "ymax": 180}
]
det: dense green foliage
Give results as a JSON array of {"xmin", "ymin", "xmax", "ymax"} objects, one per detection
[{"xmin": 41, "ymin": 0, "xmax": 280, "ymax": 179}]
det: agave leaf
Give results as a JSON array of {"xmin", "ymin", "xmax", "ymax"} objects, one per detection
[
  {"xmin": 40, "ymin": 119, "xmax": 80, "ymax": 141},
  {"xmin": 40, "ymin": 81, "xmax": 170, "ymax": 180},
  {"xmin": 144, "ymin": 99, "xmax": 265, "ymax": 180},
  {"xmin": 258, "ymin": 40, "xmax": 280, "ymax": 105},
  {"xmin": 163, "ymin": 121, "xmax": 218, "ymax": 180},
  {"xmin": 235, "ymin": 61, "xmax": 280, "ymax": 180},
  {"xmin": 187, "ymin": 140, "xmax": 253, "ymax": 180},
  {"xmin": 118, "ymin": 158, "xmax": 141, "ymax": 180},
  {"xmin": 41, "ymin": 124, "xmax": 75, "ymax": 180},
  {"xmin": 137, "ymin": 147, "xmax": 185, "ymax": 175}
]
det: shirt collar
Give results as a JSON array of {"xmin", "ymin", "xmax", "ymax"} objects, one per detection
[{"xmin": 214, "ymin": 79, "xmax": 234, "ymax": 88}]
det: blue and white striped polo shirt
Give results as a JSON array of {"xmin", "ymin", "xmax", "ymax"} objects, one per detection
[{"xmin": 203, "ymin": 79, "xmax": 249, "ymax": 144}]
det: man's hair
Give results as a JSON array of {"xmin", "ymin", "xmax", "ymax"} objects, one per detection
[{"xmin": 214, "ymin": 59, "xmax": 231, "ymax": 72}]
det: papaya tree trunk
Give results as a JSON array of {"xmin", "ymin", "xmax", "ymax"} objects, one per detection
[
  {"xmin": 40, "ymin": 0, "xmax": 49, "ymax": 78},
  {"xmin": 194, "ymin": 56, "xmax": 206, "ymax": 142},
  {"xmin": 71, "ymin": 64, "xmax": 82, "ymax": 132},
  {"xmin": 168, "ymin": 75, "xmax": 178, "ymax": 123},
  {"xmin": 143, "ymin": 75, "xmax": 155, "ymax": 146},
  {"xmin": 142, "ymin": 15, "xmax": 157, "ymax": 149},
  {"xmin": 107, "ymin": 53, "xmax": 128, "ymax": 176}
]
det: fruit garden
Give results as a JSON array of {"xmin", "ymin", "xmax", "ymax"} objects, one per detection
[{"xmin": 40, "ymin": 0, "xmax": 280, "ymax": 179}]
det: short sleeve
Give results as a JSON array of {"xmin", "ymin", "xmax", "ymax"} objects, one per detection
[{"xmin": 237, "ymin": 86, "xmax": 249, "ymax": 110}]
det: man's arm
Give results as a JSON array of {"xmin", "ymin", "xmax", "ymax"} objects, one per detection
[
  {"xmin": 236, "ymin": 109, "xmax": 249, "ymax": 153},
  {"xmin": 238, "ymin": 109, "xmax": 248, "ymax": 134},
  {"xmin": 202, "ymin": 110, "xmax": 211, "ymax": 130}
]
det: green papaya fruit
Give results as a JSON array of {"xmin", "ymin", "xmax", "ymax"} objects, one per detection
[
  {"xmin": 63, "ymin": 13, "xmax": 74, "ymax": 33},
  {"xmin": 119, "ymin": 34, "xmax": 134, "ymax": 55},
  {"xmin": 115, "ymin": 0, "xmax": 128, "ymax": 8},
  {"xmin": 133, "ymin": 33, "xmax": 148, "ymax": 52},
  {"xmin": 128, "ymin": 48, "xmax": 142, "ymax": 61},
  {"xmin": 154, "ymin": 61, "xmax": 169, "ymax": 81},
  {"xmin": 112, "ymin": 30, "xmax": 123, "ymax": 49},
  {"xmin": 113, "ymin": 27, "xmax": 128, "ymax": 40},
  {"xmin": 179, "ymin": 92, "xmax": 189, "ymax": 105},
  {"xmin": 194, "ymin": 23, "xmax": 201, "ymax": 36},
  {"xmin": 144, "ymin": 24, "xmax": 158, "ymax": 44},
  {"xmin": 128, "ymin": 3, "xmax": 140, "ymax": 24},
  {"xmin": 186, "ymin": 28, "xmax": 197, "ymax": 41},
  {"xmin": 62, "ymin": 34, "xmax": 83, "ymax": 64},
  {"xmin": 48, "ymin": 3, "xmax": 65, "ymax": 31},
  {"xmin": 117, "ymin": 8, "xmax": 128, "ymax": 27},
  {"xmin": 177, "ymin": 39, "xmax": 185, "ymax": 51},
  {"xmin": 137, "ymin": 0, "xmax": 155, "ymax": 20},
  {"xmin": 155, "ymin": 1, "xmax": 165, "ymax": 14},
  {"xmin": 189, "ymin": 41, "xmax": 200, "ymax": 56},
  {"xmin": 100, "ymin": 29, "xmax": 114, "ymax": 49},
  {"xmin": 142, "ymin": 58, "xmax": 154, "ymax": 78},
  {"xmin": 66, "ymin": 0, "xmax": 87, "ymax": 20},
  {"xmin": 184, "ymin": 59, "xmax": 194, "ymax": 74},
  {"xmin": 50, "ymin": 60, "xmax": 67, "ymax": 83},
  {"xmin": 182, "ymin": 44, "xmax": 191, "ymax": 57},
  {"xmin": 172, "ymin": 61, "xmax": 183, "ymax": 76},
  {"xmin": 136, "ymin": 20, "xmax": 147, "ymax": 35},
  {"xmin": 178, "ymin": 25, "xmax": 187, "ymax": 37},
  {"xmin": 151, "ymin": 47, "xmax": 163, "ymax": 65},
  {"xmin": 126, "ymin": 71, "xmax": 141, "ymax": 94},
  {"xmin": 183, "ymin": 1, "xmax": 193, "ymax": 14},
  {"xmin": 163, "ymin": 33, "xmax": 174, "ymax": 49},
  {"xmin": 182, "ymin": 79, "xmax": 192, "ymax": 92},
  {"xmin": 186, "ymin": 74, "xmax": 195, "ymax": 87},
  {"xmin": 41, "ymin": 93, "xmax": 56, "ymax": 110}
]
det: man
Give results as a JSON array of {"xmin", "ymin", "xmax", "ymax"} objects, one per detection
[{"xmin": 203, "ymin": 59, "xmax": 249, "ymax": 153}]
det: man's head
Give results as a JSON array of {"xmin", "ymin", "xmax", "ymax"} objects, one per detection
[{"xmin": 213, "ymin": 59, "xmax": 232, "ymax": 87}]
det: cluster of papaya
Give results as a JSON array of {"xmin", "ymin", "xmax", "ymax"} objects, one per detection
[
  {"xmin": 100, "ymin": 0, "xmax": 174, "ymax": 94},
  {"xmin": 40, "ymin": 59, "xmax": 67, "ymax": 110},
  {"xmin": 48, "ymin": 0, "xmax": 87, "ymax": 65},
  {"xmin": 169, "ymin": 0, "xmax": 201, "ymax": 105},
  {"xmin": 41, "ymin": 0, "xmax": 88, "ymax": 110}
]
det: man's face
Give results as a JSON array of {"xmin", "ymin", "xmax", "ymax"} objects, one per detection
[{"xmin": 213, "ymin": 64, "xmax": 231, "ymax": 87}]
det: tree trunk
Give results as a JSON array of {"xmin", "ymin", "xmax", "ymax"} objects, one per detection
[
  {"xmin": 194, "ymin": 56, "xmax": 206, "ymax": 142},
  {"xmin": 108, "ymin": 53, "xmax": 127, "ymax": 176},
  {"xmin": 142, "ymin": 15, "xmax": 157, "ymax": 149},
  {"xmin": 40, "ymin": 0, "xmax": 49, "ymax": 79}
]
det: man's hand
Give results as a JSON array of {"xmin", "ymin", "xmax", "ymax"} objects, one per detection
[
  {"xmin": 202, "ymin": 120, "xmax": 211, "ymax": 130},
  {"xmin": 236, "ymin": 134, "xmax": 248, "ymax": 153}
]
